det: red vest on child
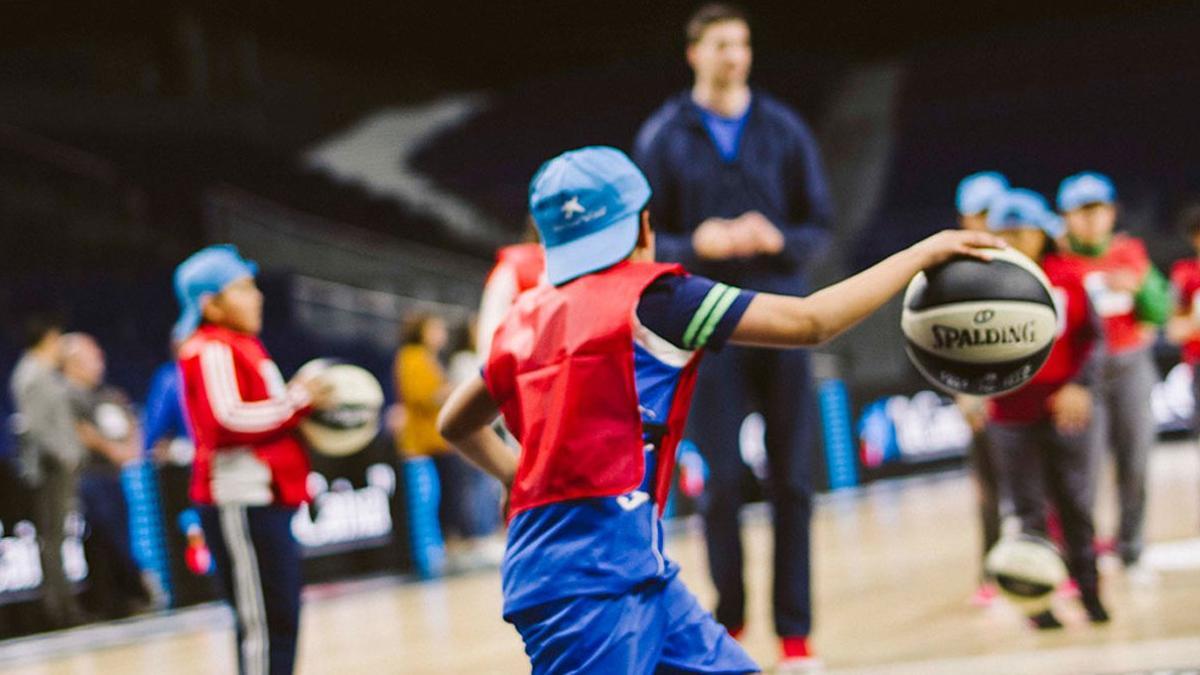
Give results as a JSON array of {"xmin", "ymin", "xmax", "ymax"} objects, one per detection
[
  {"xmin": 485, "ymin": 261, "xmax": 700, "ymax": 519},
  {"xmin": 1057, "ymin": 235, "xmax": 1152, "ymax": 355},
  {"xmin": 989, "ymin": 253, "xmax": 1096, "ymax": 423},
  {"xmin": 1170, "ymin": 258, "xmax": 1200, "ymax": 365}
]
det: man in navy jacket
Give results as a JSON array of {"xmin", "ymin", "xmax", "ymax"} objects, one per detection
[{"xmin": 633, "ymin": 4, "xmax": 832, "ymax": 668}]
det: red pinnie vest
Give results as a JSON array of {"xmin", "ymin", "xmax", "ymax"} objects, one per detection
[
  {"xmin": 485, "ymin": 261, "xmax": 701, "ymax": 519},
  {"xmin": 1058, "ymin": 235, "xmax": 1152, "ymax": 355}
]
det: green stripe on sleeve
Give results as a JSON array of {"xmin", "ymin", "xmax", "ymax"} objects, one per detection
[
  {"xmin": 683, "ymin": 283, "xmax": 730, "ymax": 349},
  {"xmin": 693, "ymin": 286, "xmax": 741, "ymax": 349}
]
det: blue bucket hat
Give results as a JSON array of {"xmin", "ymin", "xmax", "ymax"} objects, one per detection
[
  {"xmin": 172, "ymin": 244, "xmax": 259, "ymax": 341},
  {"xmin": 955, "ymin": 171, "xmax": 1009, "ymax": 216},
  {"xmin": 528, "ymin": 146, "xmax": 652, "ymax": 286},
  {"xmin": 1056, "ymin": 172, "xmax": 1116, "ymax": 212},
  {"xmin": 986, "ymin": 188, "xmax": 1064, "ymax": 238}
]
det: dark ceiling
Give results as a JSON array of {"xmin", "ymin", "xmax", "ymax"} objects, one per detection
[{"xmin": 4, "ymin": 0, "xmax": 1197, "ymax": 91}]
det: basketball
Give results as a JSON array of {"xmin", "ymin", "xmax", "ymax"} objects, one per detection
[
  {"xmin": 900, "ymin": 247, "xmax": 1058, "ymax": 396},
  {"xmin": 298, "ymin": 361, "xmax": 385, "ymax": 457},
  {"xmin": 985, "ymin": 534, "xmax": 1068, "ymax": 612}
]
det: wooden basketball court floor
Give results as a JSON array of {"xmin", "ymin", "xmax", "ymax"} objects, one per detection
[{"xmin": 2, "ymin": 441, "xmax": 1199, "ymax": 674}]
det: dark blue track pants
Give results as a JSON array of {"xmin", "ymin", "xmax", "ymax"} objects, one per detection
[
  {"xmin": 199, "ymin": 505, "xmax": 301, "ymax": 675},
  {"xmin": 687, "ymin": 346, "xmax": 816, "ymax": 638}
]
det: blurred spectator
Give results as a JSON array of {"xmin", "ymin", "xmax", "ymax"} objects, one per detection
[
  {"xmin": 954, "ymin": 171, "xmax": 1010, "ymax": 606},
  {"xmin": 633, "ymin": 3, "xmax": 833, "ymax": 663},
  {"xmin": 1058, "ymin": 172, "xmax": 1170, "ymax": 578},
  {"xmin": 61, "ymin": 333, "xmax": 150, "ymax": 619},
  {"xmin": 8, "ymin": 309, "xmax": 87, "ymax": 628},
  {"xmin": 395, "ymin": 312, "xmax": 499, "ymax": 567},
  {"xmin": 142, "ymin": 342, "xmax": 194, "ymax": 465},
  {"xmin": 396, "ymin": 313, "xmax": 451, "ymax": 460}
]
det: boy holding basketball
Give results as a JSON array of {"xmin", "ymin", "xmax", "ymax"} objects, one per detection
[
  {"xmin": 983, "ymin": 189, "xmax": 1110, "ymax": 627},
  {"xmin": 437, "ymin": 146, "xmax": 1000, "ymax": 672},
  {"xmin": 174, "ymin": 245, "xmax": 330, "ymax": 675}
]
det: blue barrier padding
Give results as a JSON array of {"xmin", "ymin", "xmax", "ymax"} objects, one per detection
[
  {"xmin": 403, "ymin": 457, "xmax": 446, "ymax": 579},
  {"xmin": 818, "ymin": 379, "xmax": 858, "ymax": 490}
]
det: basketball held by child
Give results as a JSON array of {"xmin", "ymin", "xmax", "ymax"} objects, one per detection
[
  {"xmin": 901, "ymin": 247, "xmax": 1057, "ymax": 396},
  {"xmin": 297, "ymin": 360, "xmax": 385, "ymax": 457}
]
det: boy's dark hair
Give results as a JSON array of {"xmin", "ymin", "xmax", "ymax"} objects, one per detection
[
  {"xmin": 1177, "ymin": 202, "xmax": 1200, "ymax": 239},
  {"xmin": 685, "ymin": 3, "xmax": 749, "ymax": 44},
  {"xmin": 19, "ymin": 308, "xmax": 66, "ymax": 350}
]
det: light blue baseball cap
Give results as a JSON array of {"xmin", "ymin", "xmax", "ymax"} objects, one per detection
[
  {"xmin": 1057, "ymin": 172, "xmax": 1116, "ymax": 212},
  {"xmin": 172, "ymin": 244, "xmax": 259, "ymax": 341},
  {"xmin": 986, "ymin": 188, "xmax": 1064, "ymax": 238},
  {"xmin": 955, "ymin": 171, "xmax": 1009, "ymax": 216},
  {"xmin": 528, "ymin": 146, "xmax": 652, "ymax": 286}
]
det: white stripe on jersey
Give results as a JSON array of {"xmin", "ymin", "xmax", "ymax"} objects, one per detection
[{"xmin": 200, "ymin": 342, "xmax": 298, "ymax": 434}]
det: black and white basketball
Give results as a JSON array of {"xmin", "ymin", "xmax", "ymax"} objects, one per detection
[
  {"xmin": 985, "ymin": 534, "xmax": 1068, "ymax": 612},
  {"xmin": 901, "ymin": 247, "xmax": 1057, "ymax": 396},
  {"xmin": 298, "ymin": 361, "xmax": 385, "ymax": 457}
]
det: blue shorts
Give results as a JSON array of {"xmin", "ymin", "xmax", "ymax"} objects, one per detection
[{"xmin": 508, "ymin": 576, "xmax": 760, "ymax": 674}]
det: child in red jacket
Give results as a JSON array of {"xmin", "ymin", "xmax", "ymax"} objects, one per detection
[{"xmin": 174, "ymin": 245, "xmax": 329, "ymax": 675}]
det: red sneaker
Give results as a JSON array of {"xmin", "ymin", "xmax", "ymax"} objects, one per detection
[
  {"xmin": 781, "ymin": 636, "xmax": 811, "ymax": 659},
  {"xmin": 778, "ymin": 636, "xmax": 821, "ymax": 672}
]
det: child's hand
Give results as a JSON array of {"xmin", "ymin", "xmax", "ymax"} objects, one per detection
[
  {"xmin": 910, "ymin": 230, "xmax": 1007, "ymax": 268},
  {"xmin": 1048, "ymin": 384, "xmax": 1091, "ymax": 435},
  {"xmin": 291, "ymin": 370, "xmax": 335, "ymax": 410},
  {"xmin": 302, "ymin": 376, "xmax": 336, "ymax": 410}
]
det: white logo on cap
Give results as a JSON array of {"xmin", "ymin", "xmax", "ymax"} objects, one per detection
[{"xmin": 562, "ymin": 196, "xmax": 586, "ymax": 219}]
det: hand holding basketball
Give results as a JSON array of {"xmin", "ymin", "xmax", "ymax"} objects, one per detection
[
  {"xmin": 290, "ymin": 367, "xmax": 336, "ymax": 410},
  {"xmin": 909, "ymin": 229, "xmax": 1007, "ymax": 268},
  {"xmin": 303, "ymin": 376, "xmax": 336, "ymax": 410}
]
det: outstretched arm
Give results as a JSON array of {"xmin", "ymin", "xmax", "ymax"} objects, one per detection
[
  {"xmin": 436, "ymin": 374, "xmax": 516, "ymax": 489},
  {"xmin": 730, "ymin": 230, "xmax": 1006, "ymax": 348}
]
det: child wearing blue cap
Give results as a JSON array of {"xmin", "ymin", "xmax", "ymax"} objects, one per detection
[
  {"xmin": 984, "ymin": 188, "xmax": 1109, "ymax": 628},
  {"xmin": 437, "ymin": 146, "xmax": 1002, "ymax": 673},
  {"xmin": 173, "ymin": 245, "xmax": 331, "ymax": 675},
  {"xmin": 1057, "ymin": 172, "xmax": 1169, "ymax": 577},
  {"xmin": 956, "ymin": 171, "xmax": 1009, "ymax": 231}
]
